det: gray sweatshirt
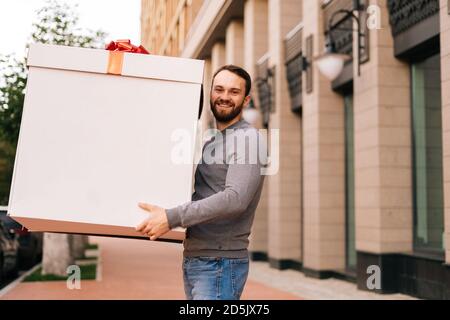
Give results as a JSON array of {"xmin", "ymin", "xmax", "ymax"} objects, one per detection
[{"xmin": 166, "ymin": 119, "xmax": 266, "ymax": 258}]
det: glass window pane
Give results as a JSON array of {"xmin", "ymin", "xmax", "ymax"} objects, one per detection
[
  {"xmin": 345, "ymin": 94, "xmax": 356, "ymax": 269},
  {"xmin": 411, "ymin": 53, "xmax": 444, "ymax": 252}
]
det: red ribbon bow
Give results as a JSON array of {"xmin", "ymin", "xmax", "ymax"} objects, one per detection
[{"xmin": 105, "ymin": 39, "xmax": 149, "ymax": 54}]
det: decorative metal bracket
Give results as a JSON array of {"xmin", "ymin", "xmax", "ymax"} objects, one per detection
[{"xmin": 327, "ymin": 8, "xmax": 367, "ymax": 76}]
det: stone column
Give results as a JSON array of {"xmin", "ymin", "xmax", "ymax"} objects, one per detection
[
  {"xmin": 211, "ymin": 41, "xmax": 226, "ymax": 74},
  {"xmin": 266, "ymin": 0, "xmax": 303, "ymax": 269},
  {"xmin": 226, "ymin": 20, "xmax": 245, "ymax": 66},
  {"xmin": 354, "ymin": 0, "xmax": 413, "ymax": 256},
  {"xmin": 439, "ymin": 0, "xmax": 450, "ymax": 263},
  {"xmin": 244, "ymin": 0, "xmax": 269, "ymax": 259},
  {"xmin": 302, "ymin": 0, "xmax": 346, "ymax": 274},
  {"xmin": 353, "ymin": 0, "xmax": 413, "ymax": 292}
]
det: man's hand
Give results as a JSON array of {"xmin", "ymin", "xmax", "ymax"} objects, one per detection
[{"xmin": 136, "ymin": 203, "xmax": 170, "ymax": 241}]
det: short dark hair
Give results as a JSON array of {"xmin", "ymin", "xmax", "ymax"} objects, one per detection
[{"xmin": 212, "ymin": 65, "xmax": 252, "ymax": 97}]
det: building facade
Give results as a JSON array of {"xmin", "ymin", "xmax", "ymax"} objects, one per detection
[{"xmin": 141, "ymin": 0, "xmax": 450, "ymax": 299}]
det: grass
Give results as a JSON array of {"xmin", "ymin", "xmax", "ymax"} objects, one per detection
[
  {"xmin": 24, "ymin": 264, "xmax": 97, "ymax": 282},
  {"xmin": 85, "ymin": 243, "xmax": 98, "ymax": 250},
  {"xmin": 81, "ymin": 242, "xmax": 99, "ymax": 260},
  {"xmin": 23, "ymin": 242, "xmax": 99, "ymax": 282},
  {"xmin": 76, "ymin": 256, "xmax": 98, "ymax": 261}
]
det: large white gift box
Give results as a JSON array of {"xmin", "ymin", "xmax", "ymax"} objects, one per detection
[{"xmin": 7, "ymin": 43, "xmax": 205, "ymax": 243}]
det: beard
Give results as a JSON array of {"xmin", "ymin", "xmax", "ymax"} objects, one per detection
[{"xmin": 210, "ymin": 97, "xmax": 244, "ymax": 123}]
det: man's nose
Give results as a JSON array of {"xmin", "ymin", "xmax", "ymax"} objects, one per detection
[{"xmin": 218, "ymin": 91, "xmax": 232, "ymax": 101}]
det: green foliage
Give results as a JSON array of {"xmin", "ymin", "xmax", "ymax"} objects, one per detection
[
  {"xmin": 0, "ymin": 0, "xmax": 108, "ymax": 205},
  {"xmin": 30, "ymin": 0, "xmax": 107, "ymax": 48},
  {"xmin": 0, "ymin": 140, "xmax": 15, "ymax": 204},
  {"xmin": 85, "ymin": 243, "xmax": 99, "ymax": 250},
  {"xmin": 24, "ymin": 264, "xmax": 97, "ymax": 282},
  {"xmin": 0, "ymin": 55, "xmax": 27, "ymax": 148}
]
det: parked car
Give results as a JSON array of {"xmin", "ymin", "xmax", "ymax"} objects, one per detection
[
  {"xmin": 0, "ymin": 207, "xmax": 43, "ymax": 270},
  {"xmin": 0, "ymin": 219, "xmax": 19, "ymax": 281}
]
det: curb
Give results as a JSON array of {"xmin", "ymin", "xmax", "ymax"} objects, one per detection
[{"xmin": 0, "ymin": 263, "xmax": 42, "ymax": 298}]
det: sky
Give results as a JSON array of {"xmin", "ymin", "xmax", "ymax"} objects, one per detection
[{"xmin": 0, "ymin": 0, "xmax": 141, "ymax": 58}]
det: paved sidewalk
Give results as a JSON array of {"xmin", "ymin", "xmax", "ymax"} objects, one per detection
[
  {"xmin": 0, "ymin": 236, "xmax": 300, "ymax": 300},
  {"xmin": 248, "ymin": 262, "xmax": 416, "ymax": 300},
  {"xmin": 0, "ymin": 236, "xmax": 416, "ymax": 300}
]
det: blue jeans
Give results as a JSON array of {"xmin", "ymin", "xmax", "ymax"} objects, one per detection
[{"xmin": 183, "ymin": 256, "xmax": 249, "ymax": 300}]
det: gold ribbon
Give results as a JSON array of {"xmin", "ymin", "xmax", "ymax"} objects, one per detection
[
  {"xmin": 107, "ymin": 51, "xmax": 124, "ymax": 75},
  {"xmin": 105, "ymin": 40, "xmax": 149, "ymax": 75}
]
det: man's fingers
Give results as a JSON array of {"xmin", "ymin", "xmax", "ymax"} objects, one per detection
[
  {"xmin": 150, "ymin": 228, "xmax": 168, "ymax": 241},
  {"xmin": 142, "ymin": 223, "xmax": 154, "ymax": 235},
  {"xmin": 136, "ymin": 202, "xmax": 156, "ymax": 234},
  {"xmin": 150, "ymin": 230, "xmax": 161, "ymax": 241},
  {"xmin": 135, "ymin": 218, "xmax": 149, "ymax": 232},
  {"xmin": 138, "ymin": 202, "xmax": 155, "ymax": 212}
]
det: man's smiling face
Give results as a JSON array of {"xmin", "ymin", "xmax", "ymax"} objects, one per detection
[{"xmin": 210, "ymin": 70, "xmax": 249, "ymax": 123}]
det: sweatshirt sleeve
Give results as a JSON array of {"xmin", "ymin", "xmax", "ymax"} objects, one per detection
[{"xmin": 166, "ymin": 130, "xmax": 266, "ymax": 229}]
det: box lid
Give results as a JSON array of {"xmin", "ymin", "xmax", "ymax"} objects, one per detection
[{"xmin": 27, "ymin": 43, "xmax": 205, "ymax": 84}]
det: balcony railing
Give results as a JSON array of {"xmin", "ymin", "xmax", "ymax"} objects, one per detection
[
  {"xmin": 284, "ymin": 23, "xmax": 303, "ymax": 114},
  {"xmin": 387, "ymin": 0, "xmax": 440, "ymax": 36},
  {"xmin": 255, "ymin": 53, "xmax": 273, "ymax": 128},
  {"xmin": 323, "ymin": 0, "xmax": 354, "ymax": 59}
]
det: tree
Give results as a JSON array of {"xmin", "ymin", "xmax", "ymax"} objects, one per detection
[
  {"xmin": 0, "ymin": 140, "xmax": 15, "ymax": 204},
  {"xmin": 0, "ymin": 0, "xmax": 107, "ymax": 276},
  {"xmin": 0, "ymin": 55, "xmax": 27, "ymax": 204},
  {"xmin": 0, "ymin": 55, "xmax": 26, "ymax": 149},
  {"xmin": 30, "ymin": 0, "xmax": 107, "ymax": 48},
  {"xmin": 0, "ymin": 1, "xmax": 107, "ymax": 149}
]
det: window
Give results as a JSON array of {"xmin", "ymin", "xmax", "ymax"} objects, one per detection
[
  {"xmin": 411, "ymin": 53, "xmax": 444, "ymax": 252},
  {"xmin": 344, "ymin": 94, "xmax": 356, "ymax": 269}
]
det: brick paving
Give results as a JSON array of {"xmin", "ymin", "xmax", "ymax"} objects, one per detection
[
  {"xmin": 248, "ymin": 261, "xmax": 417, "ymax": 300},
  {"xmin": 0, "ymin": 235, "xmax": 416, "ymax": 300},
  {"xmin": 0, "ymin": 236, "xmax": 300, "ymax": 300}
]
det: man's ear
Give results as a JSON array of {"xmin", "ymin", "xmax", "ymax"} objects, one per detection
[{"xmin": 243, "ymin": 95, "xmax": 251, "ymax": 108}]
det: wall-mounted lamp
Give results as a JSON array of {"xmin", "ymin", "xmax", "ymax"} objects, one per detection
[
  {"xmin": 315, "ymin": 38, "xmax": 351, "ymax": 81},
  {"xmin": 316, "ymin": 0, "xmax": 368, "ymax": 81}
]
